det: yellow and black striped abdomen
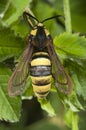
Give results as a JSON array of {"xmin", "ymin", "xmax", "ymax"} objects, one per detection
[{"xmin": 30, "ymin": 52, "xmax": 52, "ymax": 98}]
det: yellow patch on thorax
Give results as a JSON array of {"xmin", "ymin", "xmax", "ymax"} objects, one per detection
[
  {"xmin": 37, "ymin": 23, "xmax": 43, "ymax": 27},
  {"xmin": 30, "ymin": 29, "xmax": 37, "ymax": 36},
  {"xmin": 44, "ymin": 29, "xmax": 50, "ymax": 36}
]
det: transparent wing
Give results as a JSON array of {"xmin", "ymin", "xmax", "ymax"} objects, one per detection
[
  {"xmin": 47, "ymin": 42, "xmax": 72, "ymax": 94},
  {"xmin": 8, "ymin": 43, "xmax": 33, "ymax": 96}
]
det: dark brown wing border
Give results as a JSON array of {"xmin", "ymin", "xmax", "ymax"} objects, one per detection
[
  {"xmin": 47, "ymin": 39, "xmax": 72, "ymax": 94},
  {"xmin": 8, "ymin": 43, "xmax": 33, "ymax": 96}
]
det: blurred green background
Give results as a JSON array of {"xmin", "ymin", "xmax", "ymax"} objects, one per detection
[{"xmin": 0, "ymin": 0, "xmax": 86, "ymax": 130}]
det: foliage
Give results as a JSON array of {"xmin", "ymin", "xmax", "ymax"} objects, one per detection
[
  {"xmin": 0, "ymin": 0, "xmax": 86, "ymax": 130},
  {"xmin": 0, "ymin": 64, "xmax": 21, "ymax": 122}
]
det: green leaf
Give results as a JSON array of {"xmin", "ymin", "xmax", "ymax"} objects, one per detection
[
  {"xmin": 22, "ymin": 77, "xmax": 34, "ymax": 99},
  {"xmin": 0, "ymin": 0, "xmax": 9, "ymax": 14},
  {"xmin": 54, "ymin": 32, "xmax": 86, "ymax": 105},
  {"xmin": 65, "ymin": 59, "xmax": 86, "ymax": 100},
  {"xmin": 54, "ymin": 33, "xmax": 86, "ymax": 59},
  {"xmin": 11, "ymin": 18, "xmax": 30, "ymax": 38},
  {"xmin": 0, "ymin": 64, "xmax": 21, "ymax": 122},
  {"xmin": 56, "ymin": 88, "xmax": 83, "ymax": 112},
  {"xmin": 0, "ymin": 28, "xmax": 25, "ymax": 62},
  {"xmin": 3, "ymin": 0, "xmax": 32, "ymax": 25},
  {"xmin": 64, "ymin": 93, "xmax": 83, "ymax": 112},
  {"xmin": 38, "ymin": 98, "xmax": 56, "ymax": 117},
  {"xmin": 65, "ymin": 110, "xmax": 79, "ymax": 129},
  {"xmin": 31, "ymin": 0, "xmax": 64, "ymax": 37}
]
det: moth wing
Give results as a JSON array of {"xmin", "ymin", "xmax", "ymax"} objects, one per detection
[
  {"xmin": 8, "ymin": 43, "xmax": 33, "ymax": 96},
  {"xmin": 47, "ymin": 41, "xmax": 72, "ymax": 94}
]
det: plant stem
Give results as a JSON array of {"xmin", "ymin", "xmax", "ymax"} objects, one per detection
[
  {"xmin": 63, "ymin": 0, "xmax": 72, "ymax": 33},
  {"xmin": 63, "ymin": 1, "xmax": 79, "ymax": 130},
  {"xmin": 72, "ymin": 112, "xmax": 79, "ymax": 130}
]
